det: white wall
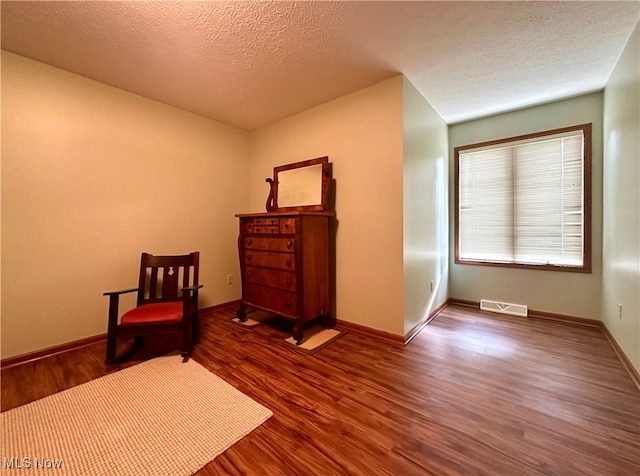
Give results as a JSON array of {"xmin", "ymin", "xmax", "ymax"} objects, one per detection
[
  {"xmin": 402, "ymin": 77, "xmax": 449, "ymax": 336},
  {"xmin": 602, "ymin": 22, "xmax": 640, "ymax": 372},
  {"xmin": 249, "ymin": 76, "xmax": 406, "ymax": 335},
  {"xmin": 448, "ymin": 92, "xmax": 604, "ymax": 319},
  {"xmin": 1, "ymin": 52, "xmax": 250, "ymax": 359}
]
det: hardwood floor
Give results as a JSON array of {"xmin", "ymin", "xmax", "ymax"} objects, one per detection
[{"xmin": 2, "ymin": 304, "xmax": 639, "ymax": 475}]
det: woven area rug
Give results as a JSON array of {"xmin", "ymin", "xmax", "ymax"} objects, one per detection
[
  {"xmin": 284, "ymin": 326, "xmax": 345, "ymax": 354},
  {"xmin": 1, "ymin": 356, "xmax": 272, "ymax": 476}
]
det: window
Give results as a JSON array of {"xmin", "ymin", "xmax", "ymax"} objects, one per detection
[{"xmin": 455, "ymin": 124, "xmax": 591, "ymax": 272}]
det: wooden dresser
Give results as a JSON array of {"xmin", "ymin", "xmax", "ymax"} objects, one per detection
[{"xmin": 235, "ymin": 211, "xmax": 334, "ymax": 344}]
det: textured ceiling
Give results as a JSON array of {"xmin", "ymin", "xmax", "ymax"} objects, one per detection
[{"xmin": 2, "ymin": 1, "xmax": 639, "ymax": 130}]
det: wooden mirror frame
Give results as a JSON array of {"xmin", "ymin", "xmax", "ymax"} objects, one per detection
[{"xmin": 265, "ymin": 156, "xmax": 332, "ymax": 212}]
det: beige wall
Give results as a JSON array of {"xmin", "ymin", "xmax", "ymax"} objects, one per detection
[
  {"xmin": 402, "ymin": 77, "xmax": 449, "ymax": 336},
  {"xmin": 448, "ymin": 92, "xmax": 604, "ymax": 319},
  {"xmin": 249, "ymin": 76, "xmax": 406, "ymax": 335},
  {"xmin": 603, "ymin": 22, "xmax": 640, "ymax": 372},
  {"xmin": 1, "ymin": 52, "xmax": 250, "ymax": 359}
]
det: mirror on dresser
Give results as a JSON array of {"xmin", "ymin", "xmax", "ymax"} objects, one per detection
[
  {"xmin": 266, "ymin": 156, "xmax": 331, "ymax": 212},
  {"xmin": 236, "ymin": 156, "xmax": 335, "ymax": 345}
]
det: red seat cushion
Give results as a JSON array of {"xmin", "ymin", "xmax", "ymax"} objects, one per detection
[{"xmin": 120, "ymin": 302, "xmax": 183, "ymax": 325}]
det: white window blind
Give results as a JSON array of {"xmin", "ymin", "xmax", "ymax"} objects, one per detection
[{"xmin": 457, "ymin": 126, "xmax": 588, "ymax": 269}]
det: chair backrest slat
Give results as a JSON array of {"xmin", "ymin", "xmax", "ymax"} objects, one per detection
[
  {"xmin": 136, "ymin": 252, "xmax": 199, "ymax": 306},
  {"xmin": 149, "ymin": 267, "xmax": 159, "ymax": 299},
  {"xmin": 162, "ymin": 266, "xmax": 179, "ymax": 300},
  {"xmin": 182, "ymin": 267, "xmax": 191, "ymax": 290}
]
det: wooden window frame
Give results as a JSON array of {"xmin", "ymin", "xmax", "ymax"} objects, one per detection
[{"xmin": 454, "ymin": 123, "xmax": 592, "ymax": 273}]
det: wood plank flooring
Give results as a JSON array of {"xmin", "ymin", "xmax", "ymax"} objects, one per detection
[{"xmin": 2, "ymin": 304, "xmax": 639, "ymax": 475}]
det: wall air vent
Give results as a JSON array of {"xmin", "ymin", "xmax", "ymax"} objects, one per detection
[{"xmin": 480, "ymin": 299, "xmax": 528, "ymax": 317}]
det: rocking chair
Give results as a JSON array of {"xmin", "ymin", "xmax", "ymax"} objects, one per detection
[{"xmin": 104, "ymin": 252, "xmax": 202, "ymax": 365}]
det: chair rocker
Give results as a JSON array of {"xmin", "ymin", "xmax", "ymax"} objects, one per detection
[{"xmin": 104, "ymin": 252, "xmax": 202, "ymax": 365}]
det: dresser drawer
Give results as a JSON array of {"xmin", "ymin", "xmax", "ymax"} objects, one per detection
[
  {"xmin": 244, "ymin": 224, "xmax": 279, "ymax": 234},
  {"xmin": 242, "ymin": 218, "xmax": 280, "ymax": 234},
  {"xmin": 254, "ymin": 217, "xmax": 280, "ymax": 226},
  {"xmin": 245, "ymin": 284, "xmax": 297, "ymax": 317},
  {"xmin": 280, "ymin": 217, "xmax": 296, "ymax": 234},
  {"xmin": 244, "ymin": 266, "xmax": 297, "ymax": 292},
  {"xmin": 243, "ymin": 251, "xmax": 295, "ymax": 270},
  {"xmin": 243, "ymin": 236, "xmax": 295, "ymax": 252}
]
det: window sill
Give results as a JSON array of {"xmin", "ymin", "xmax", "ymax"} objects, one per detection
[{"xmin": 454, "ymin": 258, "xmax": 591, "ymax": 274}]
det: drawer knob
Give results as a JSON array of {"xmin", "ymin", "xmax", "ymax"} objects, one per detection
[
  {"xmin": 247, "ymin": 223, "xmax": 253, "ymax": 229},
  {"xmin": 247, "ymin": 239, "xmax": 253, "ymax": 245},
  {"xmin": 286, "ymin": 278, "xmax": 292, "ymax": 286},
  {"xmin": 284, "ymin": 222, "xmax": 289, "ymax": 229},
  {"xmin": 285, "ymin": 258, "xmax": 292, "ymax": 267},
  {"xmin": 255, "ymin": 227, "xmax": 262, "ymax": 233},
  {"xmin": 285, "ymin": 300, "xmax": 291, "ymax": 308},
  {"xmin": 247, "ymin": 271, "xmax": 252, "ymax": 277},
  {"xmin": 286, "ymin": 240, "xmax": 292, "ymax": 249},
  {"xmin": 247, "ymin": 254, "xmax": 253, "ymax": 261}
]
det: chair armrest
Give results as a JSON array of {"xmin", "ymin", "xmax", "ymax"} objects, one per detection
[
  {"xmin": 181, "ymin": 284, "xmax": 204, "ymax": 293},
  {"xmin": 105, "ymin": 287, "xmax": 140, "ymax": 330},
  {"xmin": 182, "ymin": 285, "xmax": 203, "ymax": 309},
  {"xmin": 103, "ymin": 287, "xmax": 140, "ymax": 296}
]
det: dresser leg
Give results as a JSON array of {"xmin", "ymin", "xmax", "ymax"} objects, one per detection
[
  {"xmin": 293, "ymin": 321, "xmax": 304, "ymax": 345},
  {"xmin": 325, "ymin": 312, "xmax": 336, "ymax": 329},
  {"xmin": 236, "ymin": 303, "xmax": 248, "ymax": 322}
]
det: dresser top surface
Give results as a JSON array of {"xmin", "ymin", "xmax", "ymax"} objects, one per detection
[{"xmin": 235, "ymin": 211, "xmax": 335, "ymax": 218}]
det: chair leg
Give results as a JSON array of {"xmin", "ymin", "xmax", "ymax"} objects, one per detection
[
  {"xmin": 181, "ymin": 316, "xmax": 193, "ymax": 363},
  {"xmin": 105, "ymin": 332, "xmax": 117, "ymax": 366},
  {"xmin": 181, "ymin": 340, "xmax": 191, "ymax": 362},
  {"xmin": 192, "ymin": 314, "xmax": 199, "ymax": 344}
]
